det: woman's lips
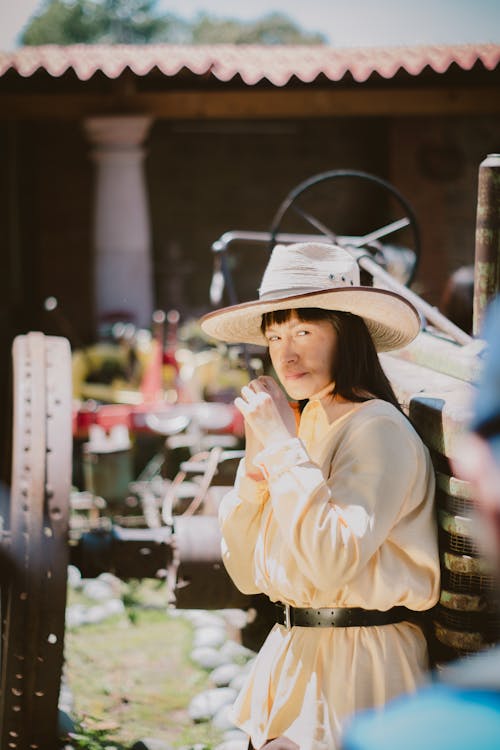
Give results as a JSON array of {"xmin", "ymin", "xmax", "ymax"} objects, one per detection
[{"xmin": 284, "ymin": 372, "xmax": 307, "ymax": 380}]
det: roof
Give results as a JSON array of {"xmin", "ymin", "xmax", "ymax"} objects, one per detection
[{"xmin": 0, "ymin": 43, "xmax": 499, "ymax": 86}]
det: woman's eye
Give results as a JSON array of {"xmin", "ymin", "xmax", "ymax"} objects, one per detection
[
  {"xmin": 267, "ymin": 334, "xmax": 279, "ymax": 342},
  {"xmin": 297, "ymin": 329, "xmax": 309, "ymax": 336}
]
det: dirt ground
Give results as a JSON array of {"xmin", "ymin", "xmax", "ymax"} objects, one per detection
[{"xmin": 64, "ymin": 581, "xmax": 223, "ymax": 748}]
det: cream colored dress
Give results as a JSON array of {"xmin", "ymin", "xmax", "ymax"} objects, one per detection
[{"xmin": 219, "ymin": 398, "xmax": 440, "ymax": 750}]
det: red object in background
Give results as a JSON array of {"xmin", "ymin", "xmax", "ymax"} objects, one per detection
[
  {"xmin": 163, "ymin": 308, "xmax": 180, "ymax": 372},
  {"xmin": 73, "ymin": 400, "xmax": 241, "ymax": 439},
  {"xmin": 228, "ymin": 408, "xmax": 245, "ymax": 438},
  {"xmin": 163, "ymin": 350, "xmax": 179, "ymax": 369},
  {"xmin": 139, "ymin": 338, "xmax": 163, "ymax": 403},
  {"xmin": 140, "ymin": 308, "xmax": 181, "ymax": 402},
  {"xmin": 73, "ymin": 402, "xmax": 132, "ymax": 437},
  {"xmin": 73, "ymin": 304, "xmax": 240, "ymax": 439},
  {"xmin": 95, "ymin": 404, "xmax": 134, "ymax": 431}
]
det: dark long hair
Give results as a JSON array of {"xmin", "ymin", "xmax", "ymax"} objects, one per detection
[{"xmin": 261, "ymin": 308, "xmax": 402, "ymax": 411}]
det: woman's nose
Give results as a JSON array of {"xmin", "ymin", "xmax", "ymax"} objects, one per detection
[{"xmin": 280, "ymin": 340, "xmax": 298, "ymax": 363}]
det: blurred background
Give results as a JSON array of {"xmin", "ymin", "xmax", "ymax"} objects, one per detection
[{"xmin": 0, "ymin": 0, "xmax": 499, "ymax": 482}]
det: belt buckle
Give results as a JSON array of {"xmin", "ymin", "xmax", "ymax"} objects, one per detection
[{"xmin": 285, "ymin": 603, "xmax": 291, "ymax": 630}]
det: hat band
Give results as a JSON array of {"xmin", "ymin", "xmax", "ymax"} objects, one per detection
[
  {"xmin": 259, "ymin": 281, "xmax": 358, "ymax": 301},
  {"xmin": 259, "ymin": 287, "xmax": 324, "ymax": 302}
]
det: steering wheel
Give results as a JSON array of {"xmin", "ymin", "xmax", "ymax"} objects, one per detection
[{"xmin": 269, "ymin": 170, "xmax": 421, "ymax": 286}]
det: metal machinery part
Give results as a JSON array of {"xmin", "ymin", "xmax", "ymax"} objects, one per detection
[
  {"xmin": 473, "ymin": 153, "xmax": 500, "ymax": 334},
  {"xmin": 70, "ymin": 514, "xmax": 250, "ymax": 612},
  {"xmin": 209, "ymin": 169, "xmax": 421, "ymax": 311},
  {"xmin": 380, "ymin": 354, "xmax": 500, "ymax": 661},
  {"xmin": 0, "ymin": 333, "xmax": 72, "ymax": 750},
  {"xmin": 210, "ymin": 170, "xmax": 471, "ymax": 346},
  {"xmin": 268, "ymin": 169, "xmax": 421, "ymax": 285},
  {"xmin": 0, "ymin": 333, "xmax": 248, "ymax": 749}
]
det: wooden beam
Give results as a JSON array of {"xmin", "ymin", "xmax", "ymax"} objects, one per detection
[{"xmin": 1, "ymin": 85, "xmax": 500, "ymax": 120}]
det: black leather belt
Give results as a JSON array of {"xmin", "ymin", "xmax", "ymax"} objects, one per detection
[{"xmin": 275, "ymin": 602, "xmax": 414, "ymax": 628}]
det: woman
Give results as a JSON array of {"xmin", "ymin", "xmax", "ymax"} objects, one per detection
[{"xmin": 200, "ymin": 242, "xmax": 440, "ymax": 750}]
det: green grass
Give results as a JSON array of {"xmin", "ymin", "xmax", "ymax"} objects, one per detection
[{"xmin": 64, "ymin": 581, "xmax": 223, "ymax": 748}]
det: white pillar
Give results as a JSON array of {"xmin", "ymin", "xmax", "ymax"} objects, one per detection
[{"xmin": 84, "ymin": 116, "xmax": 154, "ymax": 330}]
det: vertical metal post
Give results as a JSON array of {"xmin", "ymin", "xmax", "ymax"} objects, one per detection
[{"xmin": 473, "ymin": 153, "xmax": 500, "ymax": 336}]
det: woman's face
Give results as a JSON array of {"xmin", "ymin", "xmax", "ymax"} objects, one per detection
[{"xmin": 264, "ymin": 311, "xmax": 337, "ymax": 400}]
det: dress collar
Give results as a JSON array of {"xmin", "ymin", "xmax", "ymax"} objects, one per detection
[
  {"xmin": 308, "ymin": 381, "xmax": 336, "ymax": 404},
  {"xmin": 299, "ymin": 384, "xmax": 335, "ymax": 447}
]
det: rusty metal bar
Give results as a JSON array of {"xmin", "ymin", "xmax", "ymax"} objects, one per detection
[
  {"xmin": 351, "ymin": 251, "xmax": 473, "ymax": 346},
  {"xmin": 385, "ymin": 329, "xmax": 484, "ymax": 384},
  {"xmin": 1, "ymin": 334, "xmax": 72, "ymax": 750},
  {"xmin": 473, "ymin": 153, "xmax": 500, "ymax": 335}
]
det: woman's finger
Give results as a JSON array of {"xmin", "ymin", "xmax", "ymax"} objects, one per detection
[
  {"xmin": 241, "ymin": 385, "xmax": 254, "ymax": 402},
  {"xmin": 248, "ymin": 378, "xmax": 266, "ymax": 393},
  {"xmin": 257, "ymin": 375, "xmax": 275, "ymax": 388},
  {"xmin": 234, "ymin": 396, "xmax": 249, "ymax": 415}
]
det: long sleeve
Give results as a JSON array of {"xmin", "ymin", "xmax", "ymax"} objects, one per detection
[
  {"xmin": 224, "ymin": 401, "xmax": 439, "ymax": 750},
  {"xmin": 254, "ymin": 413, "xmax": 435, "ymax": 594},
  {"xmin": 218, "ymin": 458, "xmax": 270, "ymax": 594}
]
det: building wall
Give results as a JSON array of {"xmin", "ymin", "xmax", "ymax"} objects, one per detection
[
  {"xmin": 147, "ymin": 116, "xmax": 389, "ymax": 317},
  {"xmin": 0, "ymin": 120, "xmax": 93, "ymax": 481},
  {"xmin": 4, "ymin": 120, "xmax": 94, "ymax": 341},
  {"xmin": 390, "ymin": 115, "xmax": 500, "ymax": 302},
  {"xmin": 4, "ymin": 112, "xmax": 499, "ymax": 343}
]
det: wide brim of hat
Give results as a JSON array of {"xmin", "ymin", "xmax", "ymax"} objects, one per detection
[{"xmin": 200, "ymin": 286, "xmax": 420, "ymax": 352}]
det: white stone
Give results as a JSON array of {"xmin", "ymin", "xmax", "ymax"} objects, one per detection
[
  {"xmin": 188, "ymin": 687, "xmax": 237, "ymax": 722},
  {"xmin": 84, "ymin": 605, "xmax": 108, "ymax": 624},
  {"xmin": 211, "ymin": 663, "xmax": 243, "ymax": 688},
  {"xmin": 67, "ymin": 565, "xmax": 82, "ymax": 589},
  {"xmin": 184, "ymin": 610, "xmax": 226, "ymax": 629},
  {"xmin": 214, "ymin": 741, "xmax": 248, "ymax": 750},
  {"xmin": 65, "ymin": 604, "xmax": 87, "ymax": 629},
  {"xmin": 190, "ymin": 646, "xmax": 227, "ymax": 671},
  {"xmin": 193, "ymin": 626, "xmax": 227, "ymax": 649},
  {"xmin": 219, "ymin": 640, "xmax": 256, "ymax": 664},
  {"xmin": 212, "ymin": 703, "xmax": 238, "ymax": 731},
  {"xmin": 222, "ymin": 730, "xmax": 248, "ymax": 743},
  {"xmin": 104, "ymin": 598, "xmax": 126, "ymax": 616},
  {"xmin": 222, "ymin": 730, "xmax": 247, "ymax": 742},
  {"xmin": 222, "ymin": 609, "xmax": 249, "ymax": 630},
  {"xmin": 228, "ymin": 671, "xmax": 250, "ymax": 692},
  {"xmin": 243, "ymin": 656, "xmax": 256, "ymax": 671},
  {"xmin": 58, "ymin": 682, "xmax": 74, "ymax": 713},
  {"xmin": 82, "ymin": 579, "xmax": 114, "ymax": 601},
  {"xmin": 98, "ymin": 572, "xmax": 123, "ymax": 592},
  {"xmin": 166, "ymin": 608, "xmax": 184, "ymax": 619}
]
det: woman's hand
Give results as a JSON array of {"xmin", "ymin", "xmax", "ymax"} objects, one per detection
[{"xmin": 235, "ymin": 376, "xmax": 297, "ymax": 448}]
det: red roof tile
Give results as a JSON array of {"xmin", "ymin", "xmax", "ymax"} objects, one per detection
[{"xmin": 0, "ymin": 43, "xmax": 498, "ymax": 85}]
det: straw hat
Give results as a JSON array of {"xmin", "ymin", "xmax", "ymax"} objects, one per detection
[{"xmin": 200, "ymin": 242, "xmax": 420, "ymax": 352}]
